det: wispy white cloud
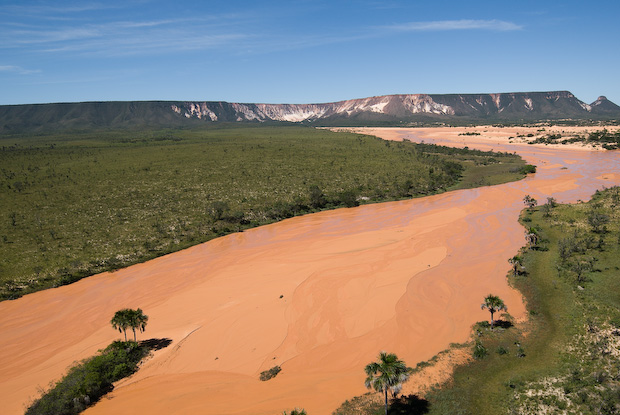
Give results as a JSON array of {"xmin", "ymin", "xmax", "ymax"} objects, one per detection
[
  {"xmin": 387, "ymin": 19, "xmax": 523, "ymax": 32},
  {"xmin": 0, "ymin": 65, "xmax": 40, "ymax": 74},
  {"xmin": 0, "ymin": 2, "xmax": 523, "ymax": 60},
  {"xmin": 1, "ymin": 1, "xmax": 137, "ymax": 18},
  {"xmin": 0, "ymin": 15, "xmax": 252, "ymax": 57}
]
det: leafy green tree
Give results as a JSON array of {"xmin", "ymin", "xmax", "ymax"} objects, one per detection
[
  {"xmin": 541, "ymin": 197, "xmax": 557, "ymax": 218},
  {"xmin": 588, "ymin": 210, "xmax": 610, "ymax": 234},
  {"xmin": 309, "ymin": 185, "xmax": 326, "ymax": 209},
  {"xmin": 481, "ymin": 294, "xmax": 507, "ymax": 329},
  {"xmin": 364, "ymin": 351, "xmax": 413, "ymax": 415},
  {"xmin": 110, "ymin": 309, "xmax": 131, "ymax": 341},
  {"xmin": 210, "ymin": 201, "xmax": 230, "ymax": 221}
]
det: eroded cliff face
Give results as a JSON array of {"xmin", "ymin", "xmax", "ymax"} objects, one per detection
[
  {"xmin": 171, "ymin": 91, "xmax": 611, "ymax": 123},
  {"xmin": 1, "ymin": 91, "xmax": 618, "ymax": 133}
]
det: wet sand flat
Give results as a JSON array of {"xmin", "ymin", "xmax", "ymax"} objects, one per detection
[{"xmin": 1, "ymin": 127, "xmax": 619, "ymax": 415}]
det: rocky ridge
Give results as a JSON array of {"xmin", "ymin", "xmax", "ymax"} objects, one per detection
[{"xmin": 1, "ymin": 91, "xmax": 618, "ymax": 133}]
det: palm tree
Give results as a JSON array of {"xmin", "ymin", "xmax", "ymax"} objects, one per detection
[
  {"xmin": 508, "ymin": 255, "xmax": 523, "ymax": 277},
  {"xmin": 525, "ymin": 228, "xmax": 539, "ymax": 248},
  {"xmin": 110, "ymin": 309, "xmax": 131, "ymax": 341},
  {"xmin": 523, "ymin": 194, "xmax": 537, "ymax": 209},
  {"xmin": 127, "ymin": 308, "xmax": 148, "ymax": 342},
  {"xmin": 364, "ymin": 351, "xmax": 413, "ymax": 415},
  {"xmin": 481, "ymin": 294, "xmax": 507, "ymax": 329}
]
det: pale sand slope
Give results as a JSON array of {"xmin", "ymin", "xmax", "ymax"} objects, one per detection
[
  {"xmin": 343, "ymin": 125, "xmax": 620, "ymax": 152},
  {"xmin": 1, "ymin": 127, "xmax": 618, "ymax": 415}
]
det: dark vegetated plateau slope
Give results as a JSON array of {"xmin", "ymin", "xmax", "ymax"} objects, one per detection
[{"xmin": 1, "ymin": 91, "xmax": 619, "ymax": 134}]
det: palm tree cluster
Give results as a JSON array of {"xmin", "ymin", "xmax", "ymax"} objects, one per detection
[
  {"xmin": 365, "ymin": 351, "xmax": 413, "ymax": 415},
  {"xmin": 110, "ymin": 308, "xmax": 149, "ymax": 342}
]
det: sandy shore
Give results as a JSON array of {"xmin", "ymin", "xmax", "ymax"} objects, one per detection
[
  {"xmin": 341, "ymin": 125, "xmax": 620, "ymax": 152},
  {"xmin": 1, "ymin": 127, "xmax": 619, "ymax": 415}
]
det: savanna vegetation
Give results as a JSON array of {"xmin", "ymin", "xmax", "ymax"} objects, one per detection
[
  {"xmin": 0, "ymin": 126, "xmax": 527, "ymax": 301},
  {"xmin": 529, "ymin": 128, "xmax": 620, "ymax": 149},
  {"xmin": 335, "ymin": 186, "xmax": 620, "ymax": 414}
]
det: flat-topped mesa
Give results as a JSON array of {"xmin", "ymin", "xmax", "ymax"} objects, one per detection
[
  {"xmin": 1, "ymin": 91, "xmax": 619, "ymax": 133},
  {"xmin": 171, "ymin": 91, "xmax": 617, "ymax": 123}
]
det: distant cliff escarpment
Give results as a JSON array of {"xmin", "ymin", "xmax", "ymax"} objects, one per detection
[{"xmin": 1, "ymin": 91, "xmax": 619, "ymax": 133}]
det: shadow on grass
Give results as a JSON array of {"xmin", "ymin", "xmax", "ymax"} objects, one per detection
[
  {"xmin": 389, "ymin": 394, "xmax": 430, "ymax": 414},
  {"xmin": 139, "ymin": 338, "xmax": 173, "ymax": 351},
  {"xmin": 494, "ymin": 320, "xmax": 514, "ymax": 329}
]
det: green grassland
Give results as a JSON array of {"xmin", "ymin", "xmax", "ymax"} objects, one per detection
[
  {"xmin": 419, "ymin": 186, "xmax": 620, "ymax": 415},
  {"xmin": 0, "ymin": 126, "xmax": 526, "ymax": 301}
]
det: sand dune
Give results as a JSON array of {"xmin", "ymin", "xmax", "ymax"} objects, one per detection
[{"xmin": 1, "ymin": 127, "xmax": 619, "ymax": 415}]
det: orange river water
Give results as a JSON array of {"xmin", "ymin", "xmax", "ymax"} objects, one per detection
[{"xmin": 1, "ymin": 128, "xmax": 619, "ymax": 415}]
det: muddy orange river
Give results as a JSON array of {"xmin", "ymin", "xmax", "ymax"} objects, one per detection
[{"xmin": 1, "ymin": 128, "xmax": 619, "ymax": 415}]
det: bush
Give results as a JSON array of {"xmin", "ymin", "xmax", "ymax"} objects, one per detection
[
  {"xmin": 259, "ymin": 365, "xmax": 282, "ymax": 381},
  {"xmin": 26, "ymin": 341, "xmax": 148, "ymax": 415},
  {"xmin": 473, "ymin": 340, "xmax": 488, "ymax": 359},
  {"xmin": 520, "ymin": 164, "xmax": 537, "ymax": 174}
]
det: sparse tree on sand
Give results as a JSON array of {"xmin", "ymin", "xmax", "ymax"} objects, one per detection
[
  {"xmin": 282, "ymin": 409, "xmax": 307, "ymax": 415},
  {"xmin": 364, "ymin": 351, "xmax": 413, "ymax": 415},
  {"xmin": 481, "ymin": 294, "xmax": 507, "ymax": 329}
]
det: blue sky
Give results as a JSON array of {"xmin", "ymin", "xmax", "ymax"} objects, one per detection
[{"xmin": 1, "ymin": 0, "xmax": 619, "ymax": 105}]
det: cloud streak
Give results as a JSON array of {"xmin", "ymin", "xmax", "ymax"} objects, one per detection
[
  {"xmin": 0, "ymin": 4, "xmax": 523, "ymax": 60},
  {"xmin": 387, "ymin": 19, "xmax": 523, "ymax": 32},
  {"xmin": 0, "ymin": 65, "xmax": 40, "ymax": 74},
  {"xmin": 0, "ymin": 16, "xmax": 252, "ymax": 57}
]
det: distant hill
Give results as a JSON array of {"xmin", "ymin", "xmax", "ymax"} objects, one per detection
[{"xmin": 1, "ymin": 91, "xmax": 619, "ymax": 133}]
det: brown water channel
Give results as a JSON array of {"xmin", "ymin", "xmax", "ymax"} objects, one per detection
[{"xmin": 1, "ymin": 128, "xmax": 618, "ymax": 415}]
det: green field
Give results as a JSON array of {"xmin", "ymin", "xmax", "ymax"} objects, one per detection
[{"xmin": 0, "ymin": 126, "xmax": 526, "ymax": 301}]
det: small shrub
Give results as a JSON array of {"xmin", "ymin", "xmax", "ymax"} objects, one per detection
[
  {"xmin": 473, "ymin": 340, "xmax": 488, "ymax": 359},
  {"xmin": 259, "ymin": 365, "xmax": 282, "ymax": 381},
  {"xmin": 520, "ymin": 164, "xmax": 537, "ymax": 174}
]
